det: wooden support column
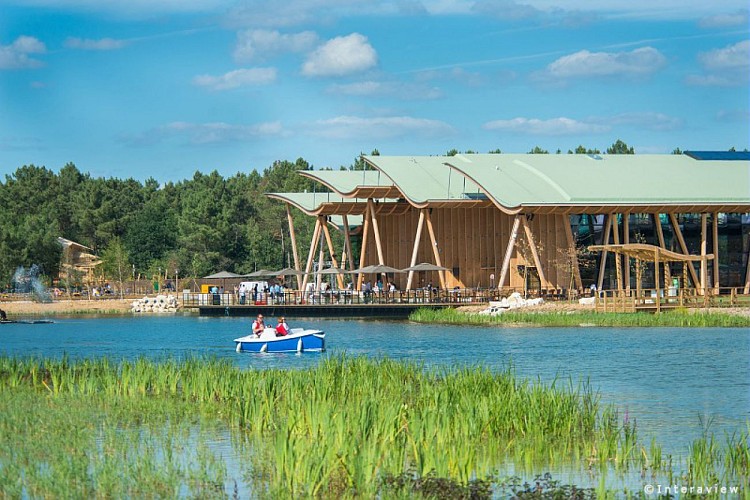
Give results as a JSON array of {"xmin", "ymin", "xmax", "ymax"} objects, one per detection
[
  {"xmin": 597, "ymin": 215, "xmax": 613, "ymax": 290},
  {"xmin": 700, "ymin": 213, "xmax": 708, "ymax": 295},
  {"xmin": 321, "ymin": 221, "xmax": 345, "ymax": 289},
  {"xmin": 520, "ymin": 216, "xmax": 549, "ymax": 289},
  {"xmin": 356, "ymin": 203, "xmax": 371, "ymax": 291},
  {"xmin": 424, "ymin": 209, "xmax": 446, "ymax": 289},
  {"xmin": 712, "ymin": 212, "xmax": 719, "ymax": 293},
  {"xmin": 744, "ymin": 245, "xmax": 750, "ymax": 294},
  {"xmin": 669, "ymin": 213, "xmax": 700, "ymax": 288},
  {"xmin": 612, "ymin": 214, "xmax": 623, "ymax": 291},
  {"xmin": 406, "ymin": 209, "xmax": 426, "ymax": 290},
  {"xmin": 316, "ymin": 220, "xmax": 325, "ymax": 290},
  {"xmin": 301, "ymin": 218, "xmax": 322, "ymax": 292},
  {"xmin": 498, "ymin": 215, "xmax": 521, "ymax": 290},
  {"xmin": 285, "ymin": 205, "xmax": 302, "ymax": 290},
  {"xmin": 655, "ymin": 248, "xmax": 661, "ymax": 313},
  {"xmin": 367, "ymin": 198, "xmax": 388, "ymax": 286},
  {"xmin": 623, "ymin": 213, "xmax": 630, "ymax": 292},
  {"xmin": 562, "ymin": 214, "xmax": 582, "ymax": 291},
  {"xmin": 652, "ymin": 213, "xmax": 671, "ymax": 286}
]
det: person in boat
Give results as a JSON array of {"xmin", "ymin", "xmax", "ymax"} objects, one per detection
[
  {"xmin": 275, "ymin": 317, "xmax": 289, "ymax": 336},
  {"xmin": 0, "ymin": 309, "xmax": 6, "ymax": 321},
  {"xmin": 252, "ymin": 314, "xmax": 265, "ymax": 337}
]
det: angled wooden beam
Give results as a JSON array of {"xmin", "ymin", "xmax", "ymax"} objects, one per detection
[
  {"xmin": 597, "ymin": 215, "xmax": 613, "ymax": 290},
  {"xmin": 301, "ymin": 217, "xmax": 322, "ymax": 292},
  {"xmin": 498, "ymin": 215, "xmax": 521, "ymax": 290},
  {"xmin": 424, "ymin": 209, "xmax": 446, "ymax": 289},
  {"xmin": 367, "ymin": 199, "xmax": 385, "ymax": 266},
  {"xmin": 286, "ymin": 205, "xmax": 302, "ymax": 290},
  {"xmin": 356, "ymin": 202, "xmax": 371, "ymax": 291},
  {"xmin": 317, "ymin": 219, "xmax": 325, "ymax": 290},
  {"xmin": 342, "ymin": 214, "xmax": 355, "ymax": 273},
  {"xmin": 321, "ymin": 220, "xmax": 345, "ymax": 289},
  {"xmin": 520, "ymin": 216, "xmax": 549, "ymax": 289},
  {"xmin": 712, "ymin": 212, "xmax": 719, "ymax": 292},
  {"xmin": 669, "ymin": 213, "xmax": 700, "ymax": 288},
  {"xmin": 406, "ymin": 209, "xmax": 426, "ymax": 290},
  {"xmin": 562, "ymin": 214, "xmax": 583, "ymax": 291},
  {"xmin": 652, "ymin": 213, "xmax": 671, "ymax": 286},
  {"xmin": 744, "ymin": 243, "xmax": 750, "ymax": 294}
]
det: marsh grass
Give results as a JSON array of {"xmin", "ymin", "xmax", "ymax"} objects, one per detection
[
  {"xmin": 409, "ymin": 307, "xmax": 750, "ymax": 327},
  {"xmin": 0, "ymin": 355, "xmax": 747, "ymax": 497}
]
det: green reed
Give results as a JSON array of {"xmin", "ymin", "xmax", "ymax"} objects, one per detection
[
  {"xmin": 0, "ymin": 355, "xmax": 747, "ymax": 497},
  {"xmin": 409, "ymin": 307, "xmax": 750, "ymax": 327}
]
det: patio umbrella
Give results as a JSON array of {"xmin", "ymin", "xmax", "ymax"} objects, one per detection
[
  {"xmin": 318, "ymin": 267, "xmax": 349, "ymax": 275},
  {"xmin": 244, "ymin": 269, "xmax": 277, "ymax": 278},
  {"xmin": 400, "ymin": 262, "xmax": 448, "ymax": 272},
  {"xmin": 273, "ymin": 267, "xmax": 307, "ymax": 276},
  {"xmin": 202, "ymin": 271, "xmax": 242, "ymax": 293},
  {"xmin": 352, "ymin": 264, "xmax": 405, "ymax": 274}
]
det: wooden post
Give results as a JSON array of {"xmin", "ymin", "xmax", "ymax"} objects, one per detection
[
  {"xmin": 635, "ymin": 257, "xmax": 642, "ymax": 306},
  {"xmin": 712, "ymin": 212, "xmax": 719, "ymax": 293},
  {"xmin": 700, "ymin": 213, "xmax": 708, "ymax": 296},
  {"xmin": 357, "ymin": 202, "xmax": 371, "ymax": 291},
  {"xmin": 424, "ymin": 209, "xmax": 446, "ymax": 289},
  {"xmin": 655, "ymin": 248, "xmax": 661, "ymax": 313},
  {"xmin": 301, "ymin": 218, "xmax": 322, "ymax": 292},
  {"xmin": 342, "ymin": 215, "xmax": 355, "ymax": 273},
  {"xmin": 498, "ymin": 215, "xmax": 521, "ymax": 291},
  {"xmin": 406, "ymin": 210, "xmax": 426, "ymax": 290},
  {"xmin": 520, "ymin": 216, "xmax": 548, "ymax": 289},
  {"xmin": 562, "ymin": 214, "xmax": 582, "ymax": 291},
  {"xmin": 367, "ymin": 199, "xmax": 388, "ymax": 286},
  {"xmin": 623, "ymin": 213, "xmax": 630, "ymax": 292},
  {"xmin": 669, "ymin": 213, "xmax": 700, "ymax": 289},
  {"xmin": 612, "ymin": 214, "xmax": 622, "ymax": 292},
  {"xmin": 286, "ymin": 205, "xmax": 302, "ymax": 290},
  {"xmin": 597, "ymin": 215, "xmax": 613, "ymax": 290},
  {"xmin": 745, "ymin": 245, "xmax": 750, "ymax": 295},
  {"xmin": 317, "ymin": 221, "xmax": 325, "ymax": 291}
]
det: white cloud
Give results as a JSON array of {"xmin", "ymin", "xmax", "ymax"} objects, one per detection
[
  {"xmin": 311, "ymin": 115, "xmax": 454, "ymax": 139},
  {"xmin": 327, "ymin": 80, "xmax": 443, "ymax": 99},
  {"xmin": 233, "ymin": 29, "xmax": 318, "ymax": 62},
  {"xmin": 592, "ymin": 112, "xmax": 682, "ymax": 131},
  {"xmin": 0, "ymin": 36, "xmax": 46, "ymax": 70},
  {"xmin": 483, "ymin": 117, "xmax": 609, "ymax": 135},
  {"xmin": 125, "ymin": 120, "xmax": 285, "ymax": 146},
  {"xmin": 302, "ymin": 33, "xmax": 377, "ymax": 77},
  {"xmin": 471, "ymin": 0, "xmax": 541, "ymax": 20},
  {"xmin": 687, "ymin": 40, "xmax": 749, "ymax": 87},
  {"xmin": 539, "ymin": 47, "xmax": 666, "ymax": 81},
  {"xmin": 192, "ymin": 67, "xmax": 277, "ymax": 90},
  {"xmin": 699, "ymin": 9, "xmax": 749, "ymax": 28},
  {"xmin": 64, "ymin": 37, "xmax": 126, "ymax": 50}
]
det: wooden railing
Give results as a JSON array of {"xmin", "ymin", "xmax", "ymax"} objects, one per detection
[{"xmin": 594, "ymin": 287, "xmax": 750, "ymax": 312}]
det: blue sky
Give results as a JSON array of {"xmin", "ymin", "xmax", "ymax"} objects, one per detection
[{"xmin": 1, "ymin": 0, "xmax": 748, "ymax": 181}]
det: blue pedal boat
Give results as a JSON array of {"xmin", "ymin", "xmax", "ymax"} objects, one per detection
[{"xmin": 234, "ymin": 328, "xmax": 325, "ymax": 353}]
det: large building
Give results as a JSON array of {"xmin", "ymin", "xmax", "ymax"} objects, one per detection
[{"xmin": 268, "ymin": 152, "xmax": 750, "ymax": 294}]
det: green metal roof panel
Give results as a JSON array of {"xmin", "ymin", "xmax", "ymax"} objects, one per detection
[
  {"xmin": 445, "ymin": 154, "xmax": 750, "ymax": 208},
  {"xmin": 300, "ymin": 170, "xmax": 393, "ymax": 195},
  {"xmin": 364, "ymin": 155, "xmax": 482, "ymax": 204},
  {"xmin": 267, "ymin": 192, "xmax": 349, "ymax": 213}
]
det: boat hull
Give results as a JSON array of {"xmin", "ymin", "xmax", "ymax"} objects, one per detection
[{"xmin": 234, "ymin": 329, "xmax": 325, "ymax": 353}]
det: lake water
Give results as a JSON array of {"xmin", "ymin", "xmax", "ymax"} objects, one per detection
[{"xmin": 1, "ymin": 314, "xmax": 748, "ymax": 456}]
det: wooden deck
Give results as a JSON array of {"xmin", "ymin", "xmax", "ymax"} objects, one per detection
[{"xmin": 595, "ymin": 287, "xmax": 750, "ymax": 313}]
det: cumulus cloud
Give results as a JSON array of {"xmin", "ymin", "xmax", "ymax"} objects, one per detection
[
  {"xmin": 311, "ymin": 115, "xmax": 454, "ymax": 139},
  {"xmin": 326, "ymin": 80, "xmax": 442, "ymax": 100},
  {"xmin": 64, "ymin": 37, "xmax": 126, "ymax": 50},
  {"xmin": 687, "ymin": 40, "xmax": 749, "ymax": 86},
  {"xmin": 0, "ymin": 36, "xmax": 46, "ymax": 70},
  {"xmin": 302, "ymin": 33, "xmax": 377, "ymax": 77},
  {"xmin": 538, "ymin": 47, "xmax": 666, "ymax": 81},
  {"xmin": 233, "ymin": 29, "xmax": 318, "ymax": 62},
  {"xmin": 192, "ymin": 67, "xmax": 277, "ymax": 90},
  {"xmin": 484, "ymin": 117, "xmax": 608, "ymax": 135}
]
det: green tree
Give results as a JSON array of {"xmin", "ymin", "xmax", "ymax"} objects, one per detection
[
  {"xmin": 100, "ymin": 237, "xmax": 131, "ymax": 298},
  {"xmin": 606, "ymin": 139, "xmax": 635, "ymax": 154},
  {"xmin": 528, "ymin": 146, "xmax": 549, "ymax": 154}
]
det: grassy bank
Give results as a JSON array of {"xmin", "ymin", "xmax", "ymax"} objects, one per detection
[
  {"xmin": 0, "ymin": 356, "xmax": 747, "ymax": 497},
  {"xmin": 410, "ymin": 307, "xmax": 750, "ymax": 327}
]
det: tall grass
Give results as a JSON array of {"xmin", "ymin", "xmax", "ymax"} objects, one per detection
[
  {"xmin": 409, "ymin": 307, "xmax": 750, "ymax": 327},
  {"xmin": 0, "ymin": 355, "xmax": 747, "ymax": 497}
]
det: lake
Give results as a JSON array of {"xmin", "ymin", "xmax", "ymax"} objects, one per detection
[{"xmin": 1, "ymin": 314, "xmax": 748, "ymax": 456}]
